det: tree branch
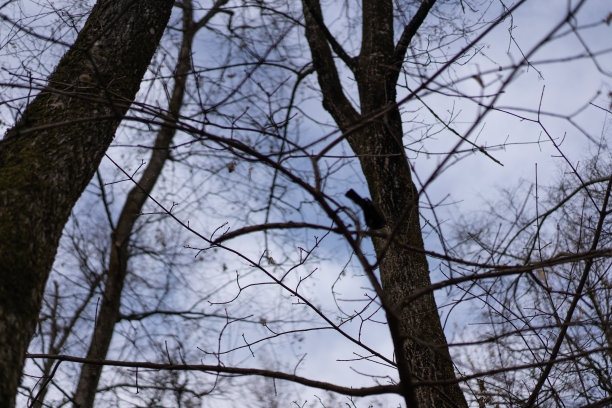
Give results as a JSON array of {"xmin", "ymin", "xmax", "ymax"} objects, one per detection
[
  {"xmin": 301, "ymin": 0, "xmax": 360, "ymax": 128},
  {"xmin": 390, "ymin": 0, "xmax": 437, "ymax": 88},
  {"xmin": 301, "ymin": 0, "xmax": 356, "ymax": 70},
  {"xmin": 27, "ymin": 354, "xmax": 401, "ymax": 397}
]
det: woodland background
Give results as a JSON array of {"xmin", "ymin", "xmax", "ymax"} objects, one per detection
[{"xmin": 0, "ymin": 0, "xmax": 611, "ymax": 407}]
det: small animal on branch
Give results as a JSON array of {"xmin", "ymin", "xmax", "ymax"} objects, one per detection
[{"xmin": 345, "ymin": 189, "xmax": 386, "ymax": 229}]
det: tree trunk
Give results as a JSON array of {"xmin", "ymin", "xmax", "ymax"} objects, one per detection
[
  {"xmin": 74, "ymin": 3, "xmax": 194, "ymax": 408},
  {"xmin": 302, "ymin": 0, "xmax": 467, "ymax": 406},
  {"xmin": 71, "ymin": 1, "xmax": 230, "ymax": 404},
  {"xmin": 0, "ymin": 1, "xmax": 173, "ymax": 406}
]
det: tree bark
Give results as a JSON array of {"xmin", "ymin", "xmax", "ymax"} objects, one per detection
[
  {"xmin": 302, "ymin": 0, "xmax": 467, "ymax": 406},
  {"xmin": 0, "ymin": 1, "xmax": 173, "ymax": 406},
  {"xmin": 71, "ymin": 1, "xmax": 227, "ymax": 406}
]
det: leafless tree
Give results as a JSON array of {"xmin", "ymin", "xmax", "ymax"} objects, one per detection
[
  {"xmin": 2, "ymin": 0, "xmax": 611, "ymax": 407},
  {"xmin": 453, "ymin": 154, "xmax": 612, "ymax": 407}
]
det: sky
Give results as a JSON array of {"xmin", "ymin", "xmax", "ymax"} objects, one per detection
[{"xmin": 2, "ymin": 0, "xmax": 611, "ymax": 406}]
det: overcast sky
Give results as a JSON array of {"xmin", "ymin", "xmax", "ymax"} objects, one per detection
[{"xmin": 2, "ymin": 0, "xmax": 611, "ymax": 406}]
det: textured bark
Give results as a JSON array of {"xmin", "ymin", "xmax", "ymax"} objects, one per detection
[
  {"xmin": 302, "ymin": 0, "xmax": 467, "ymax": 406},
  {"xmin": 0, "ymin": 1, "xmax": 173, "ymax": 406},
  {"xmin": 71, "ymin": 2, "xmax": 228, "ymax": 406}
]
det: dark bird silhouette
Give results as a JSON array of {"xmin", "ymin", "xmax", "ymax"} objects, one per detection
[{"xmin": 345, "ymin": 189, "xmax": 386, "ymax": 229}]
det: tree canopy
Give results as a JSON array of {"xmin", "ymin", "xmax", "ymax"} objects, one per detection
[{"xmin": 1, "ymin": 0, "xmax": 611, "ymax": 407}]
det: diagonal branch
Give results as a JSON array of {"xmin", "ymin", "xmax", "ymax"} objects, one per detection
[
  {"xmin": 389, "ymin": 0, "xmax": 437, "ymax": 89},
  {"xmin": 302, "ymin": 0, "xmax": 356, "ymax": 70},
  {"xmin": 301, "ymin": 0, "xmax": 360, "ymax": 128}
]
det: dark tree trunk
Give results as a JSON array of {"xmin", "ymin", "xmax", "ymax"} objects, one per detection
[
  {"xmin": 0, "ymin": 1, "xmax": 173, "ymax": 406},
  {"xmin": 302, "ymin": 0, "xmax": 467, "ymax": 406}
]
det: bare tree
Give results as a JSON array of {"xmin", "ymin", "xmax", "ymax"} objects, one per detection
[
  {"xmin": 71, "ymin": 2, "xmax": 228, "ymax": 407},
  {"xmin": 3, "ymin": 0, "xmax": 612, "ymax": 407},
  {"xmin": 300, "ymin": 0, "xmax": 469, "ymax": 405}
]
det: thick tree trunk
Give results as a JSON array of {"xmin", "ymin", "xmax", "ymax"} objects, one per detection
[
  {"xmin": 302, "ymin": 0, "xmax": 467, "ymax": 406},
  {"xmin": 0, "ymin": 1, "xmax": 173, "ymax": 406}
]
